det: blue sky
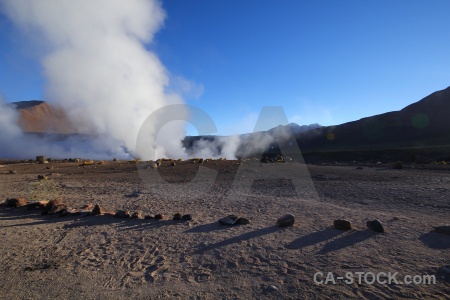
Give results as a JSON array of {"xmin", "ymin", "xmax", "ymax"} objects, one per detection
[{"xmin": 1, "ymin": 1, "xmax": 450, "ymax": 135}]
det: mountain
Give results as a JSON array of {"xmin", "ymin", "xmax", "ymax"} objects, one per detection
[
  {"xmin": 13, "ymin": 100, "xmax": 75, "ymax": 134},
  {"xmin": 296, "ymin": 86, "xmax": 450, "ymax": 151},
  {"xmin": 11, "ymin": 86, "xmax": 450, "ymax": 159},
  {"xmin": 184, "ymin": 86, "xmax": 450, "ymax": 158}
]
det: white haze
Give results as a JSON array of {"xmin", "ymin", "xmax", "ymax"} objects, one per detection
[
  {"xmin": 0, "ymin": 1, "xmax": 309, "ymax": 161},
  {"xmin": 1, "ymin": 0, "xmax": 189, "ymax": 160}
]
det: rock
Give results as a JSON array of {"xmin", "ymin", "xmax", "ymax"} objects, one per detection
[
  {"xmin": 144, "ymin": 214, "xmax": 155, "ymax": 220},
  {"xmin": 433, "ymin": 225, "xmax": 450, "ymax": 235},
  {"xmin": 49, "ymin": 203, "xmax": 67, "ymax": 215},
  {"xmin": 334, "ymin": 219, "xmax": 352, "ymax": 230},
  {"xmin": 173, "ymin": 213, "xmax": 182, "ymax": 220},
  {"xmin": 44, "ymin": 199, "xmax": 67, "ymax": 215},
  {"xmin": 236, "ymin": 217, "xmax": 251, "ymax": 225},
  {"xmin": 25, "ymin": 201, "xmax": 48, "ymax": 210},
  {"xmin": 276, "ymin": 214, "xmax": 295, "ymax": 227},
  {"xmin": 60, "ymin": 208, "xmax": 77, "ymax": 217},
  {"xmin": 219, "ymin": 214, "xmax": 239, "ymax": 225},
  {"xmin": 171, "ymin": 162, "xmax": 176, "ymax": 166},
  {"xmin": 131, "ymin": 210, "xmax": 144, "ymax": 219},
  {"xmin": 91, "ymin": 204, "xmax": 104, "ymax": 215},
  {"xmin": 5, "ymin": 198, "xmax": 28, "ymax": 207},
  {"xmin": 392, "ymin": 161, "xmax": 403, "ymax": 169},
  {"xmin": 37, "ymin": 175, "xmax": 48, "ymax": 180},
  {"xmin": 155, "ymin": 214, "xmax": 164, "ymax": 220},
  {"xmin": 113, "ymin": 158, "xmax": 119, "ymax": 162},
  {"xmin": 114, "ymin": 210, "xmax": 132, "ymax": 219},
  {"xmin": 9, "ymin": 170, "xmax": 17, "ymax": 174},
  {"xmin": 438, "ymin": 265, "xmax": 450, "ymax": 275},
  {"xmin": 36, "ymin": 156, "xmax": 47, "ymax": 164},
  {"xmin": 366, "ymin": 219, "xmax": 384, "ymax": 233},
  {"xmin": 181, "ymin": 214, "xmax": 193, "ymax": 221}
]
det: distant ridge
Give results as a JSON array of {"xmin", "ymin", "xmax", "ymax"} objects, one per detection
[
  {"xmin": 296, "ymin": 85, "xmax": 450, "ymax": 151},
  {"xmin": 184, "ymin": 86, "xmax": 450, "ymax": 157},
  {"xmin": 11, "ymin": 86, "xmax": 450, "ymax": 156}
]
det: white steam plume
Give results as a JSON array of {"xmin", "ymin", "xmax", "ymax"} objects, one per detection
[{"xmin": 1, "ymin": 0, "xmax": 186, "ymax": 159}]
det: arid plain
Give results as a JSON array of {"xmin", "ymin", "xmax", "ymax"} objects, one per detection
[{"xmin": 0, "ymin": 159, "xmax": 449, "ymax": 299}]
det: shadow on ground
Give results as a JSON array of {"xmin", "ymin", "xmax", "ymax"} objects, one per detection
[
  {"xmin": 419, "ymin": 231, "xmax": 450, "ymax": 249},
  {"xmin": 285, "ymin": 228, "xmax": 343, "ymax": 249},
  {"xmin": 317, "ymin": 230, "xmax": 377, "ymax": 254},
  {"xmin": 195, "ymin": 226, "xmax": 280, "ymax": 254}
]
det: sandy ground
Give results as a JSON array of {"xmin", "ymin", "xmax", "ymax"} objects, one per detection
[{"xmin": 0, "ymin": 159, "xmax": 449, "ymax": 299}]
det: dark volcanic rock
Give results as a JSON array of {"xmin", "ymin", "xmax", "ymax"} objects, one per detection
[
  {"xmin": 144, "ymin": 214, "xmax": 155, "ymax": 220},
  {"xmin": 173, "ymin": 213, "xmax": 182, "ymax": 221},
  {"xmin": 155, "ymin": 214, "xmax": 164, "ymax": 220},
  {"xmin": 219, "ymin": 215, "xmax": 239, "ymax": 225},
  {"xmin": 236, "ymin": 217, "xmax": 251, "ymax": 225},
  {"xmin": 433, "ymin": 226, "xmax": 450, "ymax": 235},
  {"xmin": 334, "ymin": 219, "xmax": 352, "ymax": 230},
  {"xmin": 91, "ymin": 204, "xmax": 104, "ymax": 215},
  {"xmin": 49, "ymin": 203, "xmax": 67, "ymax": 215},
  {"xmin": 114, "ymin": 210, "xmax": 132, "ymax": 219},
  {"xmin": 181, "ymin": 214, "xmax": 193, "ymax": 221},
  {"xmin": 367, "ymin": 219, "xmax": 384, "ymax": 233},
  {"xmin": 42, "ymin": 198, "xmax": 67, "ymax": 215},
  {"xmin": 5, "ymin": 198, "xmax": 28, "ymax": 207},
  {"xmin": 37, "ymin": 174, "xmax": 48, "ymax": 180},
  {"xmin": 392, "ymin": 161, "xmax": 403, "ymax": 169},
  {"xmin": 276, "ymin": 214, "xmax": 295, "ymax": 227},
  {"xmin": 25, "ymin": 201, "xmax": 48, "ymax": 210}
]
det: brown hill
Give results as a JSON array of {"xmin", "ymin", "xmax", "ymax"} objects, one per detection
[{"xmin": 13, "ymin": 101, "xmax": 76, "ymax": 134}]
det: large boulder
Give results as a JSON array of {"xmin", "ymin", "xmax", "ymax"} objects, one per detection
[
  {"xmin": 276, "ymin": 214, "xmax": 295, "ymax": 227},
  {"xmin": 334, "ymin": 219, "xmax": 352, "ymax": 231},
  {"xmin": 114, "ymin": 210, "xmax": 132, "ymax": 219},
  {"xmin": 219, "ymin": 215, "xmax": 239, "ymax": 225},
  {"xmin": 44, "ymin": 199, "xmax": 67, "ymax": 215},
  {"xmin": 5, "ymin": 198, "xmax": 28, "ymax": 207},
  {"xmin": 366, "ymin": 219, "xmax": 384, "ymax": 233},
  {"xmin": 91, "ymin": 204, "xmax": 104, "ymax": 215},
  {"xmin": 433, "ymin": 225, "xmax": 450, "ymax": 235}
]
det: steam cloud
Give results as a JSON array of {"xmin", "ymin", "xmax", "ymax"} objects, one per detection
[
  {"xmin": 1, "ymin": 0, "xmax": 188, "ymax": 159},
  {"xmin": 0, "ymin": 1, "xmax": 312, "ymax": 161}
]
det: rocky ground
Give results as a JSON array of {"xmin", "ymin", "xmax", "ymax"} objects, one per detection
[{"xmin": 0, "ymin": 159, "xmax": 449, "ymax": 299}]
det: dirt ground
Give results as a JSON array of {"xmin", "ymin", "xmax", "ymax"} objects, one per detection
[{"xmin": 0, "ymin": 159, "xmax": 449, "ymax": 299}]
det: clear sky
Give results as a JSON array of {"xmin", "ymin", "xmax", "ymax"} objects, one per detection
[{"xmin": 1, "ymin": 1, "xmax": 450, "ymax": 135}]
